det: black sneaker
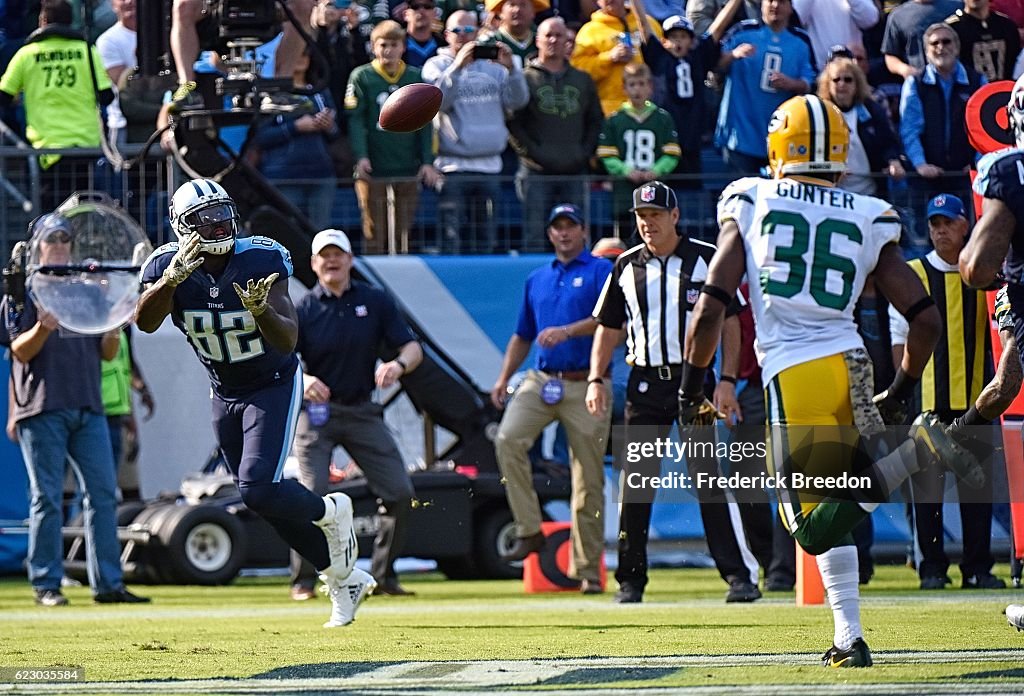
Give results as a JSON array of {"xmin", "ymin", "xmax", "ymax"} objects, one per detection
[
  {"xmin": 920, "ymin": 575, "xmax": 951, "ymax": 590},
  {"xmin": 963, "ymin": 573, "xmax": 1007, "ymax": 589},
  {"xmin": 726, "ymin": 580, "xmax": 762, "ymax": 603},
  {"xmin": 613, "ymin": 582, "xmax": 643, "ymax": 603},
  {"xmin": 94, "ymin": 588, "xmax": 151, "ymax": 604},
  {"xmin": 765, "ymin": 578, "xmax": 794, "ymax": 592},
  {"xmin": 34, "ymin": 589, "xmax": 68, "ymax": 607},
  {"xmin": 822, "ymin": 637, "xmax": 873, "ymax": 668}
]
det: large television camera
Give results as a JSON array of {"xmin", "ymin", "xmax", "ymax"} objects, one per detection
[
  {"xmin": 138, "ymin": 0, "xmax": 314, "ymax": 111},
  {"xmin": 135, "ymin": 0, "xmax": 323, "ymax": 183}
]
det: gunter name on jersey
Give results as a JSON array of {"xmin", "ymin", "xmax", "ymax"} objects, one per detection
[{"xmin": 776, "ymin": 180, "xmax": 856, "ymax": 210}]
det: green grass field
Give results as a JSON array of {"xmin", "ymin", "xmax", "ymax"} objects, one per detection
[{"xmin": 2, "ymin": 565, "xmax": 1023, "ymax": 693}]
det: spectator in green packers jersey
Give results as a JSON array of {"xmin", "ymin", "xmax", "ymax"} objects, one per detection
[
  {"xmin": 597, "ymin": 63, "xmax": 680, "ymax": 238},
  {"xmin": 345, "ymin": 19, "xmax": 440, "ymax": 254}
]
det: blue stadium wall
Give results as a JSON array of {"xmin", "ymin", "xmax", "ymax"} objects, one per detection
[{"xmin": 0, "ymin": 352, "xmax": 29, "ymax": 573}]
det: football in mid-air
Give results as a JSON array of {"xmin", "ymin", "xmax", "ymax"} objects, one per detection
[{"xmin": 378, "ymin": 83, "xmax": 442, "ymax": 133}]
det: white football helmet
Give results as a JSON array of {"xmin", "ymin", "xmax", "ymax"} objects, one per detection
[
  {"xmin": 169, "ymin": 178, "xmax": 239, "ymax": 255},
  {"xmin": 1010, "ymin": 74, "xmax": 1024, "ymax": 149}
]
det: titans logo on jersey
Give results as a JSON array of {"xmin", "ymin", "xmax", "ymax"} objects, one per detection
[
  {"xmin": 140, "ymin": 236, "xmax": 298, "ymax": 395},
  {"xmin": 975, "ymin": 147, "xmax": 1024, "ymax": 284}
]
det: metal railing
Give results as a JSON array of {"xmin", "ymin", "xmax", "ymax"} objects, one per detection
[
  {"xmin": 0, "ymin": 139, "xmax": 177, "ymax": 258},
  {"xmin": 0, "ymin": 135, "xmax": 976, "ymax": 261}
]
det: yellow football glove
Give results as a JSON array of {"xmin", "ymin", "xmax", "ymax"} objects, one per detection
[
  {"xmin": 678, "ymin": 394, "xmax": 726, "ymax": 426},
  {"xmin": 161, "ymin": 233, "xmax": 203, "ymax": 288},
  {"xmin": 233, "ymin": 272, "xmax": 279, "ymax": 317}
]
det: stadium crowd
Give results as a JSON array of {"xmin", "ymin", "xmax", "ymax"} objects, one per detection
[{"xmin": 4, "ymin": 0, "xmax": 1024, "ymax": 253}]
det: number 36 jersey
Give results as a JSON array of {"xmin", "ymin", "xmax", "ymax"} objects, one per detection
[
  {"xmin": 718, "ymin": 177, "xmax": 901, "ymax": 384},
  {"xmin": 140, "ymin": 236, "xmax": 298, "ymax": 396}
]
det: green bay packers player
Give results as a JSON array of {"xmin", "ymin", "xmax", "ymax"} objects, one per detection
[{"xmin": 678, "ymin": 95, "xmax": 984, "ymax": 667}]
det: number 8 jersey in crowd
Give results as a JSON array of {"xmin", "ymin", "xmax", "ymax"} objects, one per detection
[
  {"xmin": 717, "ymin": 176, "xmax": 901, "ymax": 385},
  {"xmin": 140, "ymin": 236, "xmax": 299, "ymax": 395}
]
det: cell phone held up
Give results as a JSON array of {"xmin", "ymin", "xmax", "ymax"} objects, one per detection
[{"xmin": 473, "ymin": 43, "xmax": 499, "ymax": 61}]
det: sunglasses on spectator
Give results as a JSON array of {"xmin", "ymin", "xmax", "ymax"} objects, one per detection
[
  {"xmin": 408, "ymin": 2, "xmax": 434, "ymax": 9},
  {"xmin": 928, "ymin": 38, "xmax": 953, "ymax": 47},
  {"xmin": 44, "ymin": 231, "xmax": 71, "ymax": 243},
  {"xmin": 831, "ymin": 76, "xmax": 854, "ymax": 84},
  {"xmin": 447, "ymin": 26, "xmax": 477, "ymax": 33}
]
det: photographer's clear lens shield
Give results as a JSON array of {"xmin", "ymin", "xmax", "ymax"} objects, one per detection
[{"xmin": 26, "ymin": 194, "xmax": 153, "ymax": 335}]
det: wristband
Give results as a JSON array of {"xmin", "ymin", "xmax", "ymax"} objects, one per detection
[
  {"xmin": 394, "ymin": 357, "xmax": 408, "ymax": 373},
  {"xmin": 720, "ymin": 375, "xmax": 737, "ymax": 385},
  {"xmin": 887, "ymin": 367, "xmax": 919, "ymax": 401},
  {"xmin": 588, "ymin": 377, "xmax": 604, "ymax": 385},
  {"xmin": 679, "ymin": 359, "xmax": 707, "ymax": 398}
]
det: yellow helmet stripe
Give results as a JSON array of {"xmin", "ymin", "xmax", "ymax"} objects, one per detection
[{"xmin": 804, "ymin": 95, "xmax": 828, "ymax": 164}]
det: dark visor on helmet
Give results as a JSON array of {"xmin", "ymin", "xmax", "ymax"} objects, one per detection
[{"xmin": 184, "ymin": 204, "xmax": 236, "ymax": 240}]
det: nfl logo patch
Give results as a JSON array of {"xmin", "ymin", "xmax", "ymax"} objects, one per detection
[
  {"xmin": 687, "ymin": 288, "xmax": 700, "ymax": 304},
  {"xmin": 209, "ymin": 287, "xmax": 219, "ymax": 298},
  {"xmin": 640, "ymin": 186, "xmax": 656, "ymax": 202},
  {"xmin": 355, "ymin": 305, "xmax": 368, "ymax": 317}
]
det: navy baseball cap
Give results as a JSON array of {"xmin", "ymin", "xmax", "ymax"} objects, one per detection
[
  {"xmin": 827, "ymin": 44, "xmax": 854, "ymax": 63},
  {"xmin": 662, "ymin": 15, "xmax": 695, "ymax": 36},
  {"xmin": 927, "ymin": 194, "xmax": 966, "ymax": 221},
  {"xmin": 630, "ymin": 181, "xmax": 678, "ymax": 211},
  {"xmin": 547, "ymin": 203, "xmax": 584, "ymax": 226}
]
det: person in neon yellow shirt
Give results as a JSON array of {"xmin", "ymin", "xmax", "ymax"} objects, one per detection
[{"xmin": 0, "ymin": 0, "xmax": 115, "ymax": 210}]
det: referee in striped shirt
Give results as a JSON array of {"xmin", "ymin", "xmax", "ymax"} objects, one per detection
[{"xmin": 586, "ymin": 181, "xmax": 763, "ymax": 604}]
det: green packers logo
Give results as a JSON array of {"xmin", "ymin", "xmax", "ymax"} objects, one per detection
[{"xmin": 536, "ymin": 85, "xmax": 581, "ymax": 117}]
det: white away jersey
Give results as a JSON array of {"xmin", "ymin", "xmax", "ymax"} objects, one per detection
[{"xmin": 718, "ymin": 176, "xmax": 901, "ymax": 383}]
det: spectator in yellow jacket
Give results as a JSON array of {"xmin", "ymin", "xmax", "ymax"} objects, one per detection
[{"xmin": 571, "ymin": 0, "xmax": 662, "ymax": 116}]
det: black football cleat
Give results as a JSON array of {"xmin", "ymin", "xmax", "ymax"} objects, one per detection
[{"xmin": 822, "ymin": 637, "xmax": 873, "ymax": 668}]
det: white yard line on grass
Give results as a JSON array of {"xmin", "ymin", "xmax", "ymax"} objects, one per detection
[
  {"xmin": 1, "ymin": 651, "xmax": 1023, "ymax": 694},
  {"xmin": 3, "ymin": 591, "xmax": 1022, "ymax": 623}
]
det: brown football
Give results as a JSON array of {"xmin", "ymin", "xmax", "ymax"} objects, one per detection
[{"xmin": 378, "ymin": 83, "xmax": 443, "ymax": 133}]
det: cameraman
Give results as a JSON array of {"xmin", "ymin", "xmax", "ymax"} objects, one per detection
[
  {"xmin": 2, "ymin": 214, "xmax": 148, "ymax": 607},
  {"xmin": 170, "ymin": 0, "xmax": 315, "ymax": 101}
]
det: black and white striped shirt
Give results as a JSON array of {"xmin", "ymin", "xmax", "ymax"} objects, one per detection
[{"xmin": 593, "ymin": 236, "xmax": 719, "ymax": 368}]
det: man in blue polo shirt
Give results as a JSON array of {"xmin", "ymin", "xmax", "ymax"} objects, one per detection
[
  {"xmin": 291, "ymin": 229, "xmax": 422, "ymax": 599},
  {"xmin": 490, "ymin": 203, "xmax": 614, "ymax": 594}
]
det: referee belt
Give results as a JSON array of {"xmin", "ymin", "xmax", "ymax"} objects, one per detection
[
  {"xmin": 634, "ymin": 364, "xmax": 683, "ymax": 381},
  {"xmin": 540, "ymin": 369, "xmax": 590, "ymax": 382}
]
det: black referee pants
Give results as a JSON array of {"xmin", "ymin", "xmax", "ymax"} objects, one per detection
[
  {"xmin": 911, "ymin": 408, "xmax": 996, "ymax": 580},
  {"xmin": 616, "ymin": 368, "xmax": 760, "ymax": 591}
]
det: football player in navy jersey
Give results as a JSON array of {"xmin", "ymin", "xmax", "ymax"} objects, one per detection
[
  {"xmin": 957, "ymin": 75, "xmax": 1024, "ymax": 633},
  {"xmin": 961, "ymin": 75, "xmax": 1024, "ymax": 357},
  {"xmin": 135, "ymin": 179, "xmax": 376, "ymax": 627}
]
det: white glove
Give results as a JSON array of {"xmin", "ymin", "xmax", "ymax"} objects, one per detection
[
  {"xmin": 233, "ymin": 272, "xmax": 279, "ymax": 317},
  {"xmin": 161, "ymin": 234, "xmax": 203, "ymax": 288}
]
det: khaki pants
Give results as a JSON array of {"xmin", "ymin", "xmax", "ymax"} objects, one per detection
[
  {"xmin": 354, "ymin": 178, "xmax": 420, "ymax": 254},
  {"xmin": 494, "ymin": 370, "xmax": 611, "ymax": 582}
]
